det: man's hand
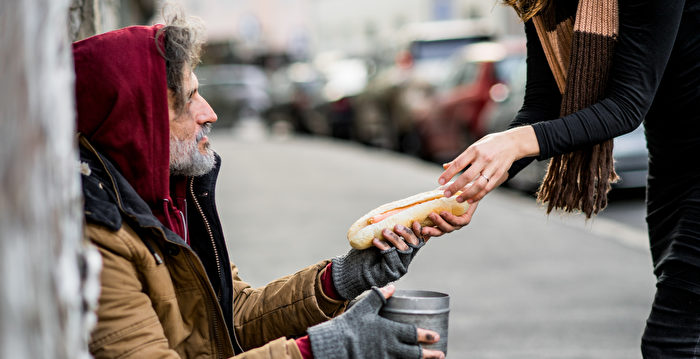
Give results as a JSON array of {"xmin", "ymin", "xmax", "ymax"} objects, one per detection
[
  {"xmin": 377, "ymin": 286, "xmax": 445, "ymax": 359},
  {"xmin": 332, "ymin": 224, "xmax": 426, "ymax": 300},
  {"xmin": 420, "ymin": 201, "xmax": 479, "ymax": 240},
  {"xmin": 372, "ymin": 222, "xmax": 423, "ymax": 251},
  {"xmin": 308, "ymin": 285, "xmax": 445, "ymax": 359}
]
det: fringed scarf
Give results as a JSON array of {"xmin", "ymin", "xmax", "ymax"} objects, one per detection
[{"xmin": 532, "ymin": 0, "xmax": 619, "ymax": 218}]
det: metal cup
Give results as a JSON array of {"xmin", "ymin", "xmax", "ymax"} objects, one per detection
[{"xmin": 379, "ymin": 289, "xmax": 450, "ymax": 356}]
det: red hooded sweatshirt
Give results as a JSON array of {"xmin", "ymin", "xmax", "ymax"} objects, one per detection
[{"xmin": 73, "ymin": 25, "xmax": 187, "ymax": 241}]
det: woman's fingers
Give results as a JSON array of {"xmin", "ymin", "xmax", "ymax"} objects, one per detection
[
  {"xmin": 444, "ymin": 162, "xmax": 484, "ymax": 199},
  {"xmin": 454, "ymin": 158, "xmax": 510, "ymax": 203},
  {"xmin": 454, "ymin": 172, "xmax": 489, "ymax": 203},
  {"xmin": 438, "ymin": 150, "xmax": 476, "ymax": 188},
  {"xmin": 470, "ymin": 171, "xmax": 509, "ymax": 202},
  {"xmin": 439, "ymin": 131, "xmax": 526, "ymax": 202}
]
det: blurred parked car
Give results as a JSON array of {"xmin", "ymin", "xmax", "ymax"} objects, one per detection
[
  {"xmin": 414, "ymin": 39, "xmax": 526, "ymax": 163},
  {"xmin": 353, "ymin": 19, "xmax": 494, "ymax": 151},
  {"xmin": 314, "ymin": 56, "xmax": 369, "ymax": 140},
  {"xmin": 265, "ymin": 62, "xmax": 329, "ymax": 136},
  {"xmin": 195, "ymin": 64, "xmax": 271, "ymax": 129}
]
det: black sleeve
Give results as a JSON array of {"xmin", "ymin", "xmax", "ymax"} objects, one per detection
[
  {"xmin": 531, "ymin": 0, "xmax": 686, "ymax": 160},
  {"xmin": 507, "ymin": 21, "xmax": 562, "ymax": 179}
]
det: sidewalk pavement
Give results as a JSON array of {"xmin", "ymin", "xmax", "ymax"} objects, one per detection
[{"xmin": 211, "ymin": 122, "xmax": 655, "ymax": 358}]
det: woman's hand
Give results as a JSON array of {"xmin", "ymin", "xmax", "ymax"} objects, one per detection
[{"xmin": 438, "ymin": 126, "xmax": 539, "ymax": 204}]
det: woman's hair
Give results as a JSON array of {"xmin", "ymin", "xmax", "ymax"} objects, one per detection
[
  {"xmin": 502, "ymin": 0, "xmax": 550, "ymax": 21},
  {"xmin": 156, "ymin": 4, "xmax": 206, "ymax": 115}
]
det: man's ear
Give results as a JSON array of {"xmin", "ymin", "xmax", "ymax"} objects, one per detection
[{"xmin": 166, "ymin": 89, "xmax": 177, "ymax": 123}]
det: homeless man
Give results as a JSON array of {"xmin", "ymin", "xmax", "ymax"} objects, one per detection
[{"xmin": 74, "ymin": 9, "xmax": 472, "ymax": 359}]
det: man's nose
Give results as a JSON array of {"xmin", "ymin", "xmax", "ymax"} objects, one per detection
[{"xmin": 196, "ymin": 97, "xmax": 217, "ymax": 124}]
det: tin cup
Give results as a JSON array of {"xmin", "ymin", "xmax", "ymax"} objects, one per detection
[{"xmin": 379, "ymin": 290, "xmax": 450, "ymax": 355}]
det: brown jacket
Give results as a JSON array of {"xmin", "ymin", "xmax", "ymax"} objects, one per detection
[{"xmin": 80, "ymin": 140, "xmax": 347, "ymax": 358}]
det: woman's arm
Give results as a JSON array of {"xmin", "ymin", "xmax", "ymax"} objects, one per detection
[
  {"xmin": 439, "ymin": 0, "xmax": 686, "ymax": 203},
  {"xmin": 532, "ymin": 0, "xmax": 685, "ymax": 159},
  {"xmin": 507, "ymin": 20, "xmax": 563, "ymax": 178}
]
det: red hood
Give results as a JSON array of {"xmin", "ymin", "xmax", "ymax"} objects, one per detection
[{"xmin": 74, "ymin": 25, "xmax": 186, "ymax": 240}]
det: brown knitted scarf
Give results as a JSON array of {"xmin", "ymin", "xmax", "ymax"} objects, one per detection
[{"xmin": 532, "ymin": 0, "xmax": 619, "ymax": 218}]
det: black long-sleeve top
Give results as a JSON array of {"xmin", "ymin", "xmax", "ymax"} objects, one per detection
[{"xmin": 508, "ymin": 0, "xmax": 700, "ymax": 285}]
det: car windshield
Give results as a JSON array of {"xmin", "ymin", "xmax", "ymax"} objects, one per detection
[{"xmin": 410, "ymin": 36, "xmax": 489, "ymax": 62}]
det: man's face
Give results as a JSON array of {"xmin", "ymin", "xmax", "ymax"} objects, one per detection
[{"xmin": 168, "ymin": 71, "xmax": 218, "ymax": 176}]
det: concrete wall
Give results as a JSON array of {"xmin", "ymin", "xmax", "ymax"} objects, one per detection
[{"xmin": 1, "ymin": 0, "xmax": 101, "ymax": 357}]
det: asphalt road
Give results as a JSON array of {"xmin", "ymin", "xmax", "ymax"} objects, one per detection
[{"xmin": 212, "ymin": 120, "xmax": 655, "ymax": 358}]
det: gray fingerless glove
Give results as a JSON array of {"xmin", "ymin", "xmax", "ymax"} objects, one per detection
[
  {"xmin": 308, "ymin": 287, "xmax": 421, "ymax": 359},
  {"xmin": 332, "ymin": 238, "xmax": 425, "ymax": 300}
]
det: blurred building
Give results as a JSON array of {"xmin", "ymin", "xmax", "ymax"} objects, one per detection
[{"xmin": 178, "ymin": 0, "xmax": 522, "ymax": 61}]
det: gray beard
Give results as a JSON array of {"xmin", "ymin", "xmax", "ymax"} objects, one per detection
[{"xmin": 169, "ymin": 128, "xmax": 215, "ymax": 176}]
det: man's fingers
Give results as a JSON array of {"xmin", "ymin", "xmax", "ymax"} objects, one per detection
[
  {"xmin": 416, "ymin": 328, "xmax": 440, "ymax": 344},
  {"xmin": 417, "ymin": 328, "xmax": 445, "ymax": 359},
  {"xmin": 422, "ymin": 226, "xmax": 444, "ymax": 239},
  {"xmin": 411, "ymin": 221, "xmax": 426, "ymax": 241},
  {"xmin": 394, "ymin": 224, "xmax": 419, "ymax": 246},
  {"xmin": 439, "ymin": 212, "xmax": 469, "ymax": 227},
  {"xmin": 432, "ymin": 212, "xmax": 457, "ymax": 233},
  {"xmin": 465, "ymin": 201, "xmax": 479, "ymax": 218},
  {"xmin": 372, "ymin": 237, "xmax": 391, "ymax": 251},
  {"xmin": 422, "ymin": 349, "xmax": 446, "ymax": 359},
  {"xmin": 377, "ymin": 284, "xmax": 396, "ymax": 299},
  {"xmin": 381, "ymin": 229, "xmax": 410, "ymax": 251}
]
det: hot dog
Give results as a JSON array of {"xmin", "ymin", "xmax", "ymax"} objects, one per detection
[{"xmin": 347, "ymin": 189, "xmax": 469, "ymax": 249}]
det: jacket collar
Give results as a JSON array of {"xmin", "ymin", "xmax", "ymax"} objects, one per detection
[{"xmin": 79, "ymin": 134, "xmax": 188, "ymax": 246}]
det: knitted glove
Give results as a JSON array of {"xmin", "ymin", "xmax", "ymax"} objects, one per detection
[
  {"xmin": 308, "ymin": 287, "xmax": 420, "ymax": 359},
  {"xmin": 332, "ymin": 235, "xmax": 425, "ymax": 300}
]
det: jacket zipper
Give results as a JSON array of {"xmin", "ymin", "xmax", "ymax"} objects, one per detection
[
  {"xmin": 189, "ymin": 177, "xmax": 245, "ymax": 354},
  {"xmin": 188, "ymin": 179, "xmax": 225, "ymax": 357},
  {"xmin": 189, "ymin": 178, "xmax": 221, "ymax": 281}
]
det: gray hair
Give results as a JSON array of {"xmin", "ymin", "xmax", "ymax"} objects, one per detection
[{"xmin": 156, "ymin": 3, "xmax": 206, "ymax": 114}]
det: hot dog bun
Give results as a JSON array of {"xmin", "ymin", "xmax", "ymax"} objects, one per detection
[{"xmin": 347, "ymin": 189, "xmax": 469, "ymax": 249}]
